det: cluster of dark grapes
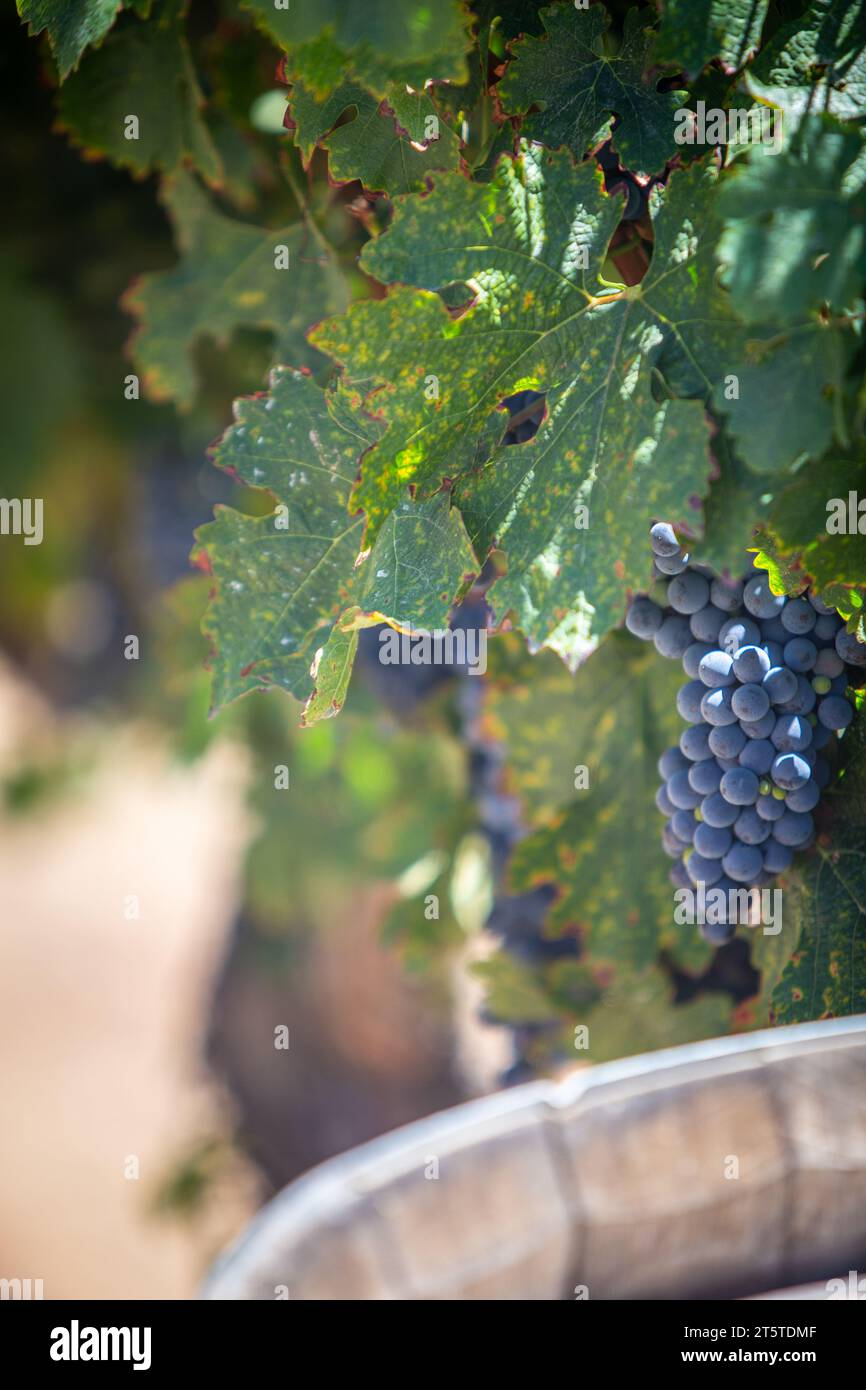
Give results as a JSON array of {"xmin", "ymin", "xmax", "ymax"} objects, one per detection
[{"xmin": 627, "ymin": 522, "xmax": 864, "ymax": 944}]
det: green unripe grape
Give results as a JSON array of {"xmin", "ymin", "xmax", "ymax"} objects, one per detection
[
  {"xmin": 772, "ymin": 785, "xmax": 786, "ymax": 800},
  {"xmin": 694, "ymin": 807, "xmax": 703, "ymax": 822},
  {"xmin": 759, "ymin": 778, "xmax": 772, "ymax": 796},
  {"xmin": 812, "ymin": 675, "xmax": 831, "ymax": 695}
]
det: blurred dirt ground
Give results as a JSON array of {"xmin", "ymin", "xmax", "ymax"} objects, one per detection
[{"xmin": 0, "ymin": 660, "xmax": 260, "ymax": 1298}]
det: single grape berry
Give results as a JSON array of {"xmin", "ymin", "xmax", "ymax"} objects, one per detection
[
  {"xmin": 773, "ymin": 811, "xmax": 815, "ymax": 848},
  {"xmin": 688, "ymin": 758, "xmax": 723, "ymax": 796},
  {"xmin": 655, "ymin": 551, "xmax": 690, "ymax": 576},
  {"xmin": 770, "ymin": 752, "xmax": 811, "ymax": 791},
  {"xmin": 701, "ymin": 686, "xmax": 738, "ymax": 727},
  {"xmin": 625, "ymin": 596, "xmax": 664, "ymax": 639},
  {"xmin": 654, "ymin": 614, "xmax": 693, "ymax": 659},
  {"xmin": 762, "ymin": 666, "xmax": 798, "ymax": 705},
  {"xmin": 780, "ymin": 598, "xmax": 816, "ymax": 635},
  {"xmin": 701, "ymin": 791, "xmax": 740, "ymax": 828},
  {"xmin": 677, "ymin": 679, "xmax": 708, "ymax": 724},
  {"xmin": 684, "ymin": 641, "xmax": 713, "ymax": 679},
  {"xmin": 686, "ymin": 851, "xmax": 724, "ymax": 887},
  {"xmin": 710, "ymin": 577, "xmax": 744, "ymax": 613},
  {"xmin": 668, "ymin": 570, "xmax": 710, "ymax": 615},
  {"xmin": 709, "ymin": 723, "xmax": 747, "ymax": 760},
  {"xmin": 690, "ymin": 605, "xmax": 725, "ymax": 643},
  {"xmin": 722, "ymin": 842, "xmax": 763, "ymax": 883},
  {"xmin": 818, "ymin": 695, "xmax": 854, "ymax": 731},
  {"xmin": 694, "ymin": 822, "xmax": 732, "ymax": 859},
  {"xmin": 732, "ymin": 645, "xmax": 771, "ymax": 684},
  {"xmin": 743, "ymin": 575, "xmax": 785, "ymax": 620},
  {"xmin": 734, "ymin": 807, "xmax": 771, "ymax": 845},
  {"xmin": 659, "ymin": 746, "xmax": 689, "ymax": 780},
  {"xmin": 720, "ymin": 767, "xmax": 759, "ymax": 805},
  {"xmin": 739, "ymin": 738, "xmax": 775, "ymax": 775},
  {"xmin": 783, "ymin": 637, "xmax": 818, "ymax": 673},
  {"xmin": 649, "ymin": 521, "xmax": 680, "ymax": 557},
  {"xmin": 731, "ymin": 682, "xmax": 770, "ymax": 722},
  {"xmin": 699, "ymin": 649, "xmax": 736, "ymax": 687}
]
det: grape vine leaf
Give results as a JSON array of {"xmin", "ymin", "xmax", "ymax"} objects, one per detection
[
  {"xmin": 57, "ymin": 2, "xmax": 221, "ymax": 182},
  {"xmin": 655, "ymin": 0, "xmax": 770, "ymax": 78},
  {"xmin": 497, "ymin": 5, "xmax": 687, "ymax": 176},
  {"xmin": 709, "ymin": 323, "xmax": 846, "ymax": 473},
  {"xmin": 314, "ymin": 147, "xmax": 759, "ymax": 647},
  {"xmin": 690, "ymin": 430, "xmax": 766, "ymax": 579},
  {"xmin": 717, "ymin": 115, "xmax": 866, "ymax": 324},
  {"xmin": 285, "ymin": 78, "xmax": 462, "ymax": 193},
  {"xmin": 746, "ymin": 0, "xmax": 866, "ymax": 125},
  {"xmin": 242, "ymin": 0, "xmax": 471, "ymax": 96},
  {"xmin": 483, "ymin": 632, "xmax": 712, "ymax": 972},
  {"xmin": 16, "ymin": 0, "xmax": 122, "ymax": 80},
  {"xmin": 195, "ymin": 369, "xmax": 477, "ymax": 715},
  {"xmin": 124, "ymin": 171, "xmax": 348, "ymax": 407},
  {"xmin": 323, "ymin": 91, "xmax": 462, "ymax": 195},
  {"xmin": 759, "ymin": 452, "xmax": 866, "ymax": 594},
  {"xmin": 768, "ymin": 714, "xmax": 866, "ymax": 1022}
]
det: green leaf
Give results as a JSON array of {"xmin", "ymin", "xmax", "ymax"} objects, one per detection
[
  {"xmin": 710, "ymin": 322, "xmax": 846, "ymax": 472},
  {"xmin": 314, "ymin": 148, "xmax": 752, "ymax": 646},
  {"xmin": 17, "ymin": 0, "xmax": 121, "ymax": 80},
  {"xmin": 286, "ymin": 78, "xmax": 368, "ymax": 165},
  {"xmin": 655, "ymin": 0, "xmax": 770, "ymax": 78},
  {"xmin": 691, "ymin": 430, "xmax": 766, "ymax": 579},
  {"xmin": 323, "ymin": 91, "xmax": 462, "ymax": 195},
  {"xmin": 769, "ymin": 715, "xmax": 866, "ymax": 1022},
  {"xmin": 498, "ymin": 5, "xmax": 687, "ymax": 176},
  {"xmin": 300, "ymin": 618, "xmax": 358, "ymax": 724},
  {"xmin": 242, "ymin": 0, "xmax": 471, "ymax": 95},
  {"xmin": 484, "ymin": 632, "xmax": 712, "ymax": 972},
  {"xmin": 758, "ymin": 450, "xmax": 866, "ymax": 596},
  {"xmin": 746, "ymin": 0, "xmax": 866, "ymax": 125},
  {"xmin": 717, "ymin": 115, "xmax": 866, "ymax": 323},
  {"xmin": 57, "ymin": 3, "xmax": 221, "ymax": 181},
  {"xmin": 196, "ymin": 369, "xmax": 477, "ymax": 715},
  {"xmin": 124, "ymin": 171, "xmax": 348, "ymax": 407}
]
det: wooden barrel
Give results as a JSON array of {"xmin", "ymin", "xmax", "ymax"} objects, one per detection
[{"xmin": 203, "ymin": 1016, "xmax": 866, "ymax": 1300}]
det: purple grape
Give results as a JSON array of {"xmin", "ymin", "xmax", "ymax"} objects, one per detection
[
  {"xmin": 686, "ymin": 850, "xmax": 724, "ymax": 887},
  {"xmin": 813, "ymin": 648, "xmax": 844, "ymax": 678},
  {"xmin": 699, "ymin": 649, "xmax": 736, "ymax": 687},
  {"xmin": 710, "ymin": 577, "xmax": 744, "ymax": 612},
  {"xmin": 694, "ymin": 822, "xmax": 733, "ymax": 859},
  {"xmin": 732, "ymin": 645, "xmax": 771, "ymax": 683},
  {"xmin": 655, "ymin": 551, "xmax": 690, "ymax": 576},
  {"xmin": 662, "ymin": 824, "xmax": 688, "ymax": 858},
  {"xmin": 743, "ymin": 575, "xmax": 785, "ymax": 620},
  {"xmin": 668, "ymin": 769, "xmax": 703, "ymax": 808},
  {"xmin": 670, "ymin": 860, "xmax": 692, "ymax": 888},
  {"xmin": 701, "ymin": 686, "xmax": 737, "ymax": 726},
  {"xmin": 756, "ymin": 792, "xmax": 786, "ymax": 822},
  {"xmin": 659, "ymin": 746, "xmax": 689, "ymax": 780},
  {"xmin": 688, "ymin": 758, "xmax": 724, "ymax": 796},
  {"xmin": 783, "ymin": 637, "xmax": 818, "ymax": 672},
  {"xmin": 668, "ymin": 570, "xmax": 710, "ymax": 614},
  {"xmin": 770, "ymin": 752, "xmax": 810, "ymax": 791},
  {"xmin": 683, "ymin": 641, "xmax": 713, "ymax": 679},
  {"xmin": 835, "ymin": 629, "xmax": 866, "ymax": 666},
  {"xmin": 722, "ymin": 842, "xmax": 763, "ymax": 882},
  {"xmin": 773, "ymin": 811, "xmax": 815, "ymax": 847},
  {"xmin": 650, "ymin": 521, "xmax": 680, "ymax": 556},
  {"xmin": 709, "ymin": 723, "xmax": 747, "ymax": 760},
  {"xmin": 818, "ymin": 695, "xmax": 854, "ymax": 730},
  {"xmin": 701, "ymin": 791, "xmax": 740, "ymax": 828},
  {"xmin": 740, "ymin": 709, "xmax": 776, "ymax": 739},
  {"xmin": 814, "ymin": 613, "xmax": 840, "ymax": 641},
  {"xmin": 656, "ymin": 783, "xmax": 676, "ymax": 815},
  {"xmin": 780, "ymin": 598, "xmax": 816, "ymax": 634},
  {"xmin": 762, "ymin": 666, "xmax": 798, "ymax": 704},
  {"xmin": 680, "ymin": 724, "xmax": 712, "ymax": 761},
  {"xmin": 731, "ymin": 682, "xmax": 770, "ymax": 722},
  {"xmin": 734, "ymin": 807, "xmax": 771, "ymax": 845},
  {"xmin": 739, "ymin": 738, "xmax": 775, "ymax": 775},
  {"xmin": 785, "ymin": 779, "xmax": 820, "ymax": 813},
  {"xmin": 771, "ymin": 714, "xmax": 813, "ymax": 753},
  {"xmin": 690, "ymin": 605, "xmax": 725, "ymax": 643},
  {"xmin": 761, "ymin": 616, "xmax": 788, "ymax": 644},
  {"xmin": 677, "ymin": 679, "xmax": 708, "ymax": 724},
  {"xmin": 671, "ymin": 808, "xmax": 697, "ymax": 843},
  {"xmin": 654, "ymin": 614, "xmax": 693, "ymax": 658},
  {"xmin": 719, "ymin": 616, "xmax": 761, "ymax": 653},
  {"xmin": 763, "ymin": 839, "xmax": 794, "ymax": 873},
  {"xmin": 808, "ymin": 590, "xmax": 836, "ymax": 615},
  {"xmin": 720, "ymin": 767, "xmax": 759, "ymax": 805},
  {"xmin": 626, "ymin": 595, "xmax": 665, "ymax": 639}
]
